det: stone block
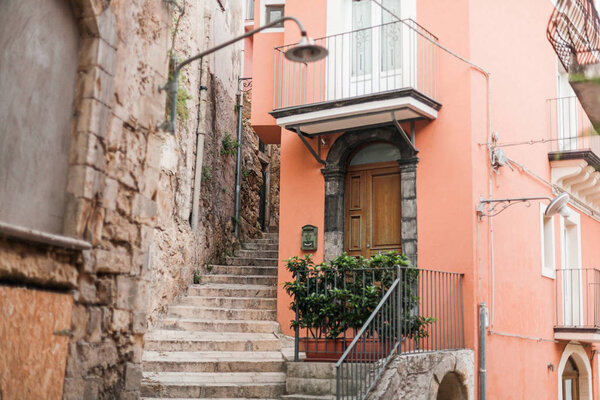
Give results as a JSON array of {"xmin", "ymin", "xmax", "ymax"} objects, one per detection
[
  {"xmin": 79, "ymin": 37, "xmax": 117, "ymax": 76},
  {"xmin": 132, "ymin": 312, "xmax": 147, "ymax": 334},
  {"xmin": 83, "ymin": 378, "xmax": 100, "ymax": 400},
  {"xmin": 146, "ymin": 134, "xmax": 164, "ymax": 168},
  {"xmin": 140, "ymin": 225, "xmax": 155, "ymax": 248},
  {"xmin": 96, "ymin": 276, "xmax": 115, "ymax": 305},
  {"xmin": 116, "ymin": 276, "xmax": 138, "ymax": 310},
  {"xmin": 116, "ymin": 188, "xmax": 134, "ymax": 216},
  {"xmin": 102, "ymin": 177, "xmax": 119, "ymax": 211},
  {"xmin": 132, "ymin": 194, "xmax": 157, "ymax": 222},
  {"xmin": 66, "ymin": 165, "xmax": 103, "ymax": 200},
  {"xmin": 77, "ymin": 273, "xmax": 97, "ymax": 304},
  {"xmin": 62, "ymin": 377, "xmax": 85, "ymax": 400},
  {"xmin": 80, "ymin": 66, "xmax": 115, "ymax": 107},
  {"xmin": 95, "ymin": 246, "xmax": 131, "ymax": 274},
  {"xmin": 112, "ymin": 309, "xmax": 131, "ymax": 331},
  {"xmin": 119, "ymin": 391, "xmax": 141, "ymax": 400},
  {"xmin": 97, "ymin": 8, "xmax": 118, "ymax": 48},
  {"xmin": 70, "ymin": 131, "xmax": 106, "ymax": 170},
  {"xmin": 70, "ymin": 304, "xmax": 88, "ymax": 341},
  {"xmin": 74, "ymin": 0, "xmax": 105, "ymax": 17},
  {"xmin": 76, "ymin": 98, "xmax": 111, "ymax": 138},
  {"xmin": 106, "ymin": 116, "xmax": 124, "ymax": 151},
  {"xmin": 86, "ymin": 307, "xmax": 102, "ymax": 342},
  {"xmin": 140, "ymin": 166, "xmax": 160, "ymax": 198},
  {"xmin": 125, "ymin": 362, "xmax": 143, "ymax": 391}
]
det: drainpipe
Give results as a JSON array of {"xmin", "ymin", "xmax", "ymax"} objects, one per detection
[
  {"xmin": 479, "ymin": 303, "xmax": 488, "ymax": 400},
  {"xmin": 191, "ymin": 55, "xmax": 209, "ymax": 232},
  {"xmin": 234, "ymin": 51, "xmax": 245, "ymax": 238}
]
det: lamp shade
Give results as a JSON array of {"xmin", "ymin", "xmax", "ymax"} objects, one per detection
[{"xmin": 284, "ymin": 36, "xmax": 328, "ymax": 63}]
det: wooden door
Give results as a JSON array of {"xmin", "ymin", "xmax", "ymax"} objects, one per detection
[{"xmin": 345, "ymin": 161, "xmax": 402, "ymax": 258}]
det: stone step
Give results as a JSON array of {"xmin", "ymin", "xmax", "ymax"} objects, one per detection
[
  {"xmin": 209, "ymin": 265, "xmax": 278, "ymax": 276},
  {"xmin": 287, "ymin": 362, "xmax": 336, "ymax": 379},
  {"xmin": 143, "ymin": 351, "xmax": 285, "ymax": 373},
  {"xmin": 188, "ymin": 283, "xmax": 276, "ymax": 298},
  {"xmin": 281, "ymin": 395, "xmax": 336, "ymax": 400},
  {"xmin": 145, "ymin": 331, "xmax": 281, "ymax": 352},
  {"xmin": 142, "ymin": 398, "xmax": 280, "ymax": 400},
  {"xmin": 247, "ymin": 238, "xmax": 278, "ymax": 244},
  {"xmin": 168, "ymin": 305, "xmax": 276, "ymax": 321},
  {"xmin": 179, "ymin": 296, "xmax": 277, "ymax": 310},
  {"xmin": 241, "ymin": 242, "xmax": 279, "ymax": 251},
  {"xmin": 225, "ymin": 257, "xmax": 278, "ymax": 266},
  {"xmin": 286, "ymin": 377, "xmax": 337, "ymax": 396},
  {"xmin": 161, "ymin": 318, "xmax": 281, "ymax": 333},
  {"xmin": 200, "ymin": 274, "xmax": 277, "ymax": 286},
  {"xmin": 141, "ymin": 372, "xmax": 286, "ymax": 398},
  {"xmin": 234, "ymin": 249, "xmax": 279, "ymax": 258}
]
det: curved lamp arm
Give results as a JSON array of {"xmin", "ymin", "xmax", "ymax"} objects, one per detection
[{"xmin": 160, "ymin": 16, "xmax": 309, "ymax": 133}]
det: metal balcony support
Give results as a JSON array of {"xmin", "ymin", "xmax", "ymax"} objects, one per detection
[{"xmin": 294, "ymin": 128, "xmax": 326, "ymax": 165}]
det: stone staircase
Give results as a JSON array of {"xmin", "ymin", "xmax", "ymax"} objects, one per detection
[{"xmin": 141, "ymin": 233, "xmax": 286, "ymax": 399}]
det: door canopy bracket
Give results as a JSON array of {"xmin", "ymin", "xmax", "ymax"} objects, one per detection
[{"xmin": 294, "ymin": 127, "xmax": 326, "ymax": 165}]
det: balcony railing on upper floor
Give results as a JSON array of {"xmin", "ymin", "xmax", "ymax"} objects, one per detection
[
  {"xmin": 555, "ymin": 268, "xmax": 600, "ymax": 342},
  {"xmin": 547, "ymin": 96, "xmax": 600, "ymax": 157},
  {"xmin": 548, "ymin": 0, "xmax": 600, "ymax": 71},
  {"xmin": 272, "ymin": 19, "xmax": 438, "ymax": 111}
]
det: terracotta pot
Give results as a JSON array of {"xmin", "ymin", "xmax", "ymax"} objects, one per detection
[{"xmin": 301, "ymin": 337, "xmax": 396, "ymax": 362}]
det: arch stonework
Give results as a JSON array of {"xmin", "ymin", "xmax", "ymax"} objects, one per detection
[
  {"xmin": 557, "ymin": 342, "xmax": 593, "ymax": 400},
  {"xmin": 321, "ymin": 126, "xmax": 419, "ymax": 263}
]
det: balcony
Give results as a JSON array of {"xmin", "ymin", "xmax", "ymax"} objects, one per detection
[
  {"xmin": 548, "ymin": 0, "xmax": 600, "ymax": 126},
  {"xmin": 271, "ymin": 19, "xmax": 441, "ymax": 135},
  {"xmin": 547, "ymin": 96, "xmax": 600, "ymax": 211},
  {"xmin": 555, "ymin": 268, "xmax": 600, "ymax": 342}
]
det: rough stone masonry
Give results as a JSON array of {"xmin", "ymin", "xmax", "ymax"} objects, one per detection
[{"xmin": 0, "ymin": 0, "xmax": 279, "ymax": 398}]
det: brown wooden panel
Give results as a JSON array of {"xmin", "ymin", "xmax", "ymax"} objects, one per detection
[
  {"xmin": 349, "ymin": 175, "xmax": 361, "ymax": 210},
  {"xmin": 370, "ymin": 171, "xmax": 402, "ymax": 251},
  {"xmin": 349, "ymin": 215, "xmax": 362, "ymax": 251},
  {"xmin": 0, "ymin": 286, "xmax": 73, "ymax": 400}
]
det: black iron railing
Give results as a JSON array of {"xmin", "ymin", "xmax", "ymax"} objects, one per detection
[
  {"xmin": 556, "ymin": 268, "xmax": 600, "ymax": 329},
  {"xmin": 548, "ymin": 0, "xmax": 600, "ymax": 71},
  {"xmin": 335, "ymin": 268, "xmax": 464, "ymax": 400}
]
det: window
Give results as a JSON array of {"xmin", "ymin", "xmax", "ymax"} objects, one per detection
[
  {"xmin": 266, "ymin": 5, "xmax": 284, "ymax": 26},
  {"xmin": 540, "ymin": 203, "xmax": 556, "ymax": 278}
]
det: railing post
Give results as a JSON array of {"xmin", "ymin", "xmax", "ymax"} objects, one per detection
[{"xmin": 397, "ymin": 264, "xmax": 402, "ymax": 351}]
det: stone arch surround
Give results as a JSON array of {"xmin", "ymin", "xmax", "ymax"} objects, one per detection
[
  {"xmin": 321, "ymin": 126, "xmax": 419, "ymax": 263},
  {"xmin": 557, "ymin": 342, "xmax": 593, "ymax": 400}
]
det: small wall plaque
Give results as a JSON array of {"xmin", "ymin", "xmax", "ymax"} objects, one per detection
[{"xmin": 301, "ymin": 225, "xmax": 318, "ymax": 251}]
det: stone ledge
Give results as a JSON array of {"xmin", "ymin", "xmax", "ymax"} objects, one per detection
[{"xmin": 0, "ymin": 220, "xmax": 91, "ymax": 251}]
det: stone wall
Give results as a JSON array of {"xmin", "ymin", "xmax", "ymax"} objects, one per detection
[
  {"xmin": 367, "ymin": 350, "xmax": 475, "ymax": 400},
  {"xmin": 0, "ymin": 0, "xmax": 255, "ymax": 398}
]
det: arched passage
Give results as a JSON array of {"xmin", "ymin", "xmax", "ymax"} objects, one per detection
[
  {"xmin": 436, "ymin": 372, "xmax": 468, "ymax": 400},
  {"xmin": 557, "ymin": 342, "xmax": 592, "ymax": 400}
]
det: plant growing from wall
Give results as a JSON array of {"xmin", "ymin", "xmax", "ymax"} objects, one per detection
[
  {"xmin": 221, "ymin": 132, "xmax": 240, "ymax": 156},
  {"xmin": 201, "ymin": 166, "xmax": 212, "ymax": 181}
]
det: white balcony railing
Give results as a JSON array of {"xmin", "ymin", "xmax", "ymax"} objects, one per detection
[
  {"xmin": 273, "ymin": 19, "xmax": 438, "ymax": 110},
  {"xmin": 548, "ymin": 96, "xmax": 600, "ymax": 155}
]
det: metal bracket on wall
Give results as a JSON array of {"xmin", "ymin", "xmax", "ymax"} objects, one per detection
[
  {"xmin": 391, "ymin": 112, "xmax": 418, "ymax": 154},
  {"xmin": 294, "ymin": 127, "xmax": 326, "ymax": 165}
]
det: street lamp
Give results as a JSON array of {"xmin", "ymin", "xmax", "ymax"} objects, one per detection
[
  {"xmin": 477, "ymin": 192, "xmax": 570, "ymax": 218},
  {"xmin": 160, "ymin": 16, "xmax": 328, "ymax": 132}
]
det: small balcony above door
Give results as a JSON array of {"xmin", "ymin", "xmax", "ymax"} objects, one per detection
[{"xmin": 270, "ymin": 19, "xmax": 441, "ymax": 135}]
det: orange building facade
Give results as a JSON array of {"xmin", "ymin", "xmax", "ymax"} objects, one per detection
[{"xmin": 246, "ymin": 0, "xmax": 600, "ymax": 398}]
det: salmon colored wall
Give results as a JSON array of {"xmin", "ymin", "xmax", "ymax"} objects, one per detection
[
  {"xmin": 243, "ymin": 36, "xmax": 253, "ymax": 79},
  {"xmin": 250, "ymin": 31, "xmax": 283, "ymax": 143},
  {"xmin": 250, "ymin": 0, "xmax": 600, "ymax": 397}
]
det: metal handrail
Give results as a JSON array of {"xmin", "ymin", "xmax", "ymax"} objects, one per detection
[
  {"xmin": 334, "ymin": 267, "xmax": 465, "ymax": 400},
  {"xmin": 555, "ymin": 268, "xmax": 600, "ymax": 329}
]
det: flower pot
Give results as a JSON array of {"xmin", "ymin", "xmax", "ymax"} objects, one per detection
[{"xmin": 300, "ymin": 337, "xmax": 396, "ymax": 362}]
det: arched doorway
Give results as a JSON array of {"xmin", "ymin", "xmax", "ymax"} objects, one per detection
[
  {"xmin": 557, "ymin": 343, "xmax": 592, "ymax": 400},
  {"xmin": 321, "ymin": 126, "xmax": 418, "ymax": 262},
  {"xmin": 344, "ymin": 142, "xmax": 402, "ymax": 257},
  {"xmin": 436, "ymin": 372, "xmax": 468, "ymax": 400},
  {"xmin": 562, "ymin": 356, "xmax": 579, "ymax": 400}
]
